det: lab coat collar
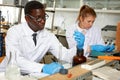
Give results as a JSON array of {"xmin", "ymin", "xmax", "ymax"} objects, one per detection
[
  {"xmin": 23, "ymin": 22, "xmax": 46, "ymax": 37},
  {"xmin": 23, "ymin": 22, "xmax": 34, "ymax": 36},
  {"xmin": 35, "ymin": 29, "xmax": 46, "ymax": 38},
  {"xmin": 76, "ymin": 23, "xmax": 88, "ymax": 33}
]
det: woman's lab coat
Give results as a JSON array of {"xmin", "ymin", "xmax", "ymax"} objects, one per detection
[
  {"xmin": 0, "ymin": 23, "xmax": 76, "ymax": 74},
  {"xmin": 66, "ymin": 23, "xmax": 105, "ymax": 57}
]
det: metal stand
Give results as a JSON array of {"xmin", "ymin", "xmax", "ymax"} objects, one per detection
[{"xmin": 50, "ymin": 0, "xmax": 56, "ymax": 32}]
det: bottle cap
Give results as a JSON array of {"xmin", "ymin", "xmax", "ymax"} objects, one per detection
[
  {"xmin": 77, "ymin": 48, "xmax": 84, "ymax": 53},
  {"xmin": 59, "ymin": 69, "xmax": 68, "ymax": 75}
]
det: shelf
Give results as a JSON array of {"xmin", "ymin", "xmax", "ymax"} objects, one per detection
[
  {"xmin": 46, "ymin": 7, "xmax": 120, "ymax": 13},
  {"xmin": 0, "ymin": 4, "xmax": 24, "ymax": 8},
  {"xmin": 95, "ymin": 9, "xmax": 120, "ymax": 14},
  {"xmin": 46, "ymin": 7, "xmax": 79, "ymax": 12},
  {"xmin": 83, "ymin": 0, "xmax": 120, "ymax": 11}
]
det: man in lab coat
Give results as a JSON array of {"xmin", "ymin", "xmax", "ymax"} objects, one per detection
[{"xmin": 0, "ymin": 1, "xmax": 76, "ymax": 75}]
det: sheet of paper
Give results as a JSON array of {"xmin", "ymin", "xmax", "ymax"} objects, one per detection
[
  {"xmin": 29, "ymin": 72, "xmax": 49, "ymax": 79},
  {"xmin": 93, "ymin": 66, "xmax": 120, "ymax": 80}
]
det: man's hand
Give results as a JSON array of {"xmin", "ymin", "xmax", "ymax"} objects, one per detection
[{"xmin": 42, "ymin": 62, "xmax": 64, "ymax": 75}]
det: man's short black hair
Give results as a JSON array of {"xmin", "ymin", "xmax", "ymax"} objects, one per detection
[{"xmin": 24, "ymin": 1, "xmax": 44, "ymax": 15}]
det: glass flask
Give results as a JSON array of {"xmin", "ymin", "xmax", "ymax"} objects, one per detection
[{"xmin": 5, "ymin": 51, "xmax": 21, "ymax": 80}]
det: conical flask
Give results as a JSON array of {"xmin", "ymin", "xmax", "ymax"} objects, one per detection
[{"xmin": 5, "ymin": 51, "xmax": 21, "ymax": 80}]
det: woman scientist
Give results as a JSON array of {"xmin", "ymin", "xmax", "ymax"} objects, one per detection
[{"xmin": 66, "ymin": 5, "xmax": 114, "ymax": 57}]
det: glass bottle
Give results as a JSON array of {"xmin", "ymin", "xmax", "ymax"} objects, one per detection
[
  {"xmin": 72, "ymin": 48, "xmax": 86, "ymax": 66},
  {"xmin": 5, "ymin": 51, "xmax": 21, "ymax": 80}
]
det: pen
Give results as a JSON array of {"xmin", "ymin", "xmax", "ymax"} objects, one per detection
[{"xmin": 98, "ymin": 56, "xmax": 120, "ymax": 60}]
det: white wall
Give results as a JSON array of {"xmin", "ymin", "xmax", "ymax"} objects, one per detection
[
  {"xmin": 94, "ymin": 13, "xmax": 120, "ymax": 29},
  {"xmin": 46, "ymin": 11, "xmax": 120, "ymax": 39},
  {"xmin": 44, "ymin": 10, "xmax": 120, "ymax": 45},
  {"xmin": 21, "ymin": 9, "xmax": 120, "ymax": 40},
  {"xmin": 52, "ymin": 11, "xmax": 120, "ymax": 29}
]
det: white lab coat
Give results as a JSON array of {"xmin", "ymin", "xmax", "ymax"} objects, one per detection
[
  {"xmin": 66, "ymin": 22, "xmax": 105, "ymax": 57},
  {"xmin": 0, "ymin": 22, "xmax": 76, "ymax": 74}
]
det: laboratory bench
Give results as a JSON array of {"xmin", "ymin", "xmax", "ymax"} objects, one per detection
[
  {"xmin": 40, "ymin": 59, "xmax": 119, "ymax": 80},
  {"xmin": 0, "ymin": 56, "xmax": 4, "ymax": 62},
  {"xmin": 0, "ymin": 56, "xmax": 119, "ymax": 80},
  {"xmin": 40, "ymin": 65, "xmax": 92, "ymax": 80}
]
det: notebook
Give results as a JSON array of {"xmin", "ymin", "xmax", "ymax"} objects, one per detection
[
  {"xmin": 81, "ymin": 59, "xmax": 106, "ymax": 70},
  {"xmin": 92, "ymin": 66, "xmax": 120, "ymax": 80}
]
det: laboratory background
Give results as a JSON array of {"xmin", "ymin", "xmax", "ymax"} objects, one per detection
[
  {"xmin": 0, "ymin": 0, "xmax": 119, "ymax": 49},
  {"xmin": 0, "ymin": 0, "xmax": 120, "ymax": 80}
]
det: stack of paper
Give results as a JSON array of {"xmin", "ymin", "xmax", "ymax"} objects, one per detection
[
  {"xmin": 92, "ymin": 66, "xmax": 120, "ymax": 80},
  {"xmin": 81, "ymin": 59, "xmax": 106, "ymax": 70}
]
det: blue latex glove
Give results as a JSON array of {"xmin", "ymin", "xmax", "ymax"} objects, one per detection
[
  {"xmin": 106, "ymin": 44, "xmax": 115, "ymax": 52},
  {"xmin": 91, "ymin": 45, "xmax": 107, "ymax": 52},
  {"xmin": 73, "ymin": 30, "xmax": 85, "ymax": 50},
  {"xmin": 42, "ymin": 62, "xmax": 64, "ymax": 75}
]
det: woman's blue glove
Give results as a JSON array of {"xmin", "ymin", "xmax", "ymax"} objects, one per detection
[
  {"xmin": 91, "ymin": 45, "xmax": 115, "ymax": 52},
  {"xmin": 42, "ymin": 62, "xmax": 64, "ymax": 75},
  {"xmin": 91, "ymin": 45, "xmax": 107, "ymax": 52},
  {"xmin": 73, "ymin": 30, "xmax": 85, "ymax": 50},
  {"xmin": 106, "ymin": 45, "xmax": 115, "ymax": 52}
]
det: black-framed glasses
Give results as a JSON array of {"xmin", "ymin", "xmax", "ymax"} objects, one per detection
[{"xmin": 27, "ymin": 14, "xmax": 49, "ymax": 22}]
